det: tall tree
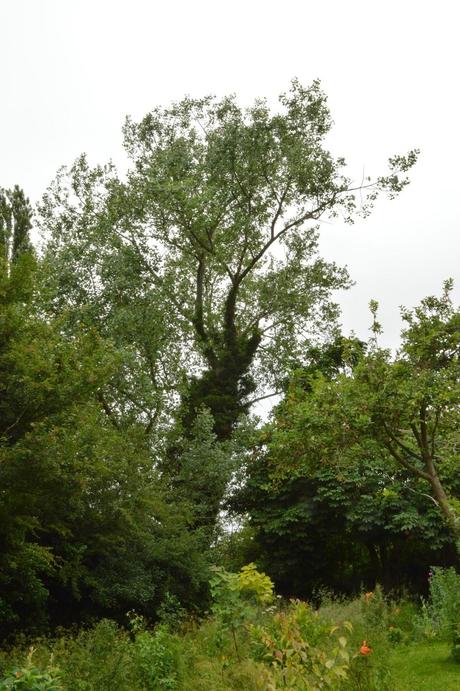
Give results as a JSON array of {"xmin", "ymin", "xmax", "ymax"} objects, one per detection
[
  {"xmin": 0, "ymin": 185, "xmax": 33, "ymax": 267},
  {"xmin": 39, "ymin": 80, "xmax": 418, "ymax": 443},
  {"xmin": 38, "ymin": 82, "xmax": 418, "ymax": 533}
]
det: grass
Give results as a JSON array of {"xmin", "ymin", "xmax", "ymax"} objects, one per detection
[{"xmin": 389, "ymin": 641, "xmax": 460, "ymax": 691}]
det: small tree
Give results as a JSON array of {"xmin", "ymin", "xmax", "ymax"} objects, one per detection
[
  {"xmin": 361, "ymin": 283, "xmax": 460, "ymax": 546},
  {"xmin": 267, "ymin": 285, "xmax": 460, "ymax": 552}
]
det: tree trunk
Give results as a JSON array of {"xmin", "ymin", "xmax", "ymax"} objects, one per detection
[
  {"xmin": 181, "ymin": 330, "xmax": 261, "ymax": 442},
  {"xmin": 429, "ymin": 471, "xmax": 460, "ymax": 546}
]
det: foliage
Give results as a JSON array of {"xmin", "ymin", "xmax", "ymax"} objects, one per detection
[
  {"xmin": 38, "ymin": 82, "xmax": 417, "ymax": 536},
  {"xmin": 229, "ymin": 337, "xmax": 456, "ymax": 597},
  {"xmin": 0, "ymin": 186, "xmax": 33, "ymax": 265},
  {"xmin": 362, "ymin": 286, "xmax": 460, "ymax": 546},
  {"xmin": 249, "ymin": 599, "xmax": 352, "ymax": 689},
  {"xmin": 6, "ymin": 590, "xmax": 460, "ymax": 690},
  {"xmin": 156, "ymin": 593, "xmax": 187, "ymax": 632},
  {"xmin": 169, "ymin": 408, "xmax": 239, "ymax": 540},
  {"xmin": 44, "ymin": 620, "xmax": 137, "ymax": 690},
  {"xmin": 133, "ymin": 625, "xmax": 181, "ymax": 690},
  {"xmin": 237, "ymin": 563, "xmax": 275, "ymax": 605},
  {"xmin": 0, "ymin": 84, "xmax": 425, "ymax": 653},
  {"xmin": 427, "ymin": 567, "xmax": 460, "ymax": 655},
  {"xmin": 210, "ymin": 563, "xmax": 274, "ymax": 613},
  {"xmin": 0, "ymin": 188, "xmax": 211, "ymax": 637},
  {"xmin": 316, "ymin": 593, "xmax": 396, "ymax": 690},
  {"xmin": 0, "ymin": 648, "xmax": 62, "ymax": 691},
  {"xmin": 208, "ymin": 562, "xmax": 273, "ymax": 669},
  {"xmin": 259, "ymin": 287, "xmax": 460, "ymax": 567}
]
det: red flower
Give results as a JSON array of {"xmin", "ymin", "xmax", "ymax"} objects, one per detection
[{"xmin": 360, "ymin": 640, "xmax": 372, "ymax": 656}]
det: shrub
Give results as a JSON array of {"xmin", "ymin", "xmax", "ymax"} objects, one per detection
[
  {"xmin": 249, "ymin": 599, "xmax": 352, "ymax": 689},
  {"xmin": 133, "ymin": 625, "xmax": 181, "ymax": 690},
  {"xmin": 0, "ymin": 648, "xmax": 62, "ymax": 691},
  {"xmin": 237, "ymin": 564, "xmax": 274, "ymax": 605},
  {"xmin": 428, "ymin": 567, "xmax": 460, "ymax": 640},
  {"xmin": 209, "ymin": 563, "xmax": 274, "ymax": 660},
  {"xmin": 452, "ymin": 628, "xmax": 460, "ymax": 663},
  {"xmin": 51, "ymin": 619, "xmax": 138, "ymax": 690},
  {"xmin": 157, "ymin": 593, "xmax": 186, "ymax": 632}
]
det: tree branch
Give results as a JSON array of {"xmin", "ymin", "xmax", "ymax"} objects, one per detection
[
  {"xmin": 237, "ymin": 194, "xmax": 335, "ymax": 287},
  {"xmin": 97, "ymin": 392, "xmax": 120, "ymax": 430},
  {"xmin": 245, "ymin": 390, "xmax": 282, "ymax": 406},
  {"xmin": 382, "ymin": 438, "xmax": 432, "ymax": 481},
  {"xmin": 431, "ymin": 408, "xmax": 441, "ymax": 459},
  {"xmin": 193, "ymin": 256, "xmax": 217, "ymax": 366},
  {"xmin": 270, "ymin": 180, "xmax": 291, "ymax": 240},
  {"xmin": 382, "ymin": 420, "xmax": 424, "ymax": 464}
]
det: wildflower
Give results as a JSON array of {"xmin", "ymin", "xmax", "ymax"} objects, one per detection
[{"xmin": 360, "ymin": 640, "xmax": 372, "ymax": 656}]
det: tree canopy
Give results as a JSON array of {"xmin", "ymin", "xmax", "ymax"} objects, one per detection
[
  {"xmin": 39, "ymin": 80, "xmax": 418, "ymax": 441},
  {"xmin": 36, "ymin": 81, "xmax": 418, "ymax": 531},
  {"xmin": 0, "ymin": 186, "xmax": 210, "ymax": 636},
  {"xmin": 263, "ymin": 289, "xmax": 460, "ymax": 555}
]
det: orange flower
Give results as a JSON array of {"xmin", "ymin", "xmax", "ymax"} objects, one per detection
[{"xmin": 360, "ymin": 640, "xmax": 372, "ymax": 656}]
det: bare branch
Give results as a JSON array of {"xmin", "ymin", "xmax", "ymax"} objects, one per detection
[{"xmin": 246, "ymin": 390, "xmax": 282, "ymax": 406}]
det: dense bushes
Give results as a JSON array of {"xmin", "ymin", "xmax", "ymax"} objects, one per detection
[
  {"xmin": 6, "ymin": 563, "xmax": 460, "ymax": 690},
  {"xmin": 0, "ymin": 200, "xmax": 212, "ymax": 638}
]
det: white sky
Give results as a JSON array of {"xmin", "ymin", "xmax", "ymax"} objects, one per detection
[{"xmin": 1, "ymin": 0, "xmax": 459, "ymax": 351}]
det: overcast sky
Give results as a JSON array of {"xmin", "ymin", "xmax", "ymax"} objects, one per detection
[{"xmin": 1, "ymin": 0, "xmax": 459, "ymax": 351}]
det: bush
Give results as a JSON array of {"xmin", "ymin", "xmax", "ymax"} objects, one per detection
[
  {"xmin": 156, "ymin": 593, "xmax": 187, "ymax": 632},
  {"xmin": 249, "ymin": 599, "xmax": 353, "ymax": 690},
  {"xmin": 133, "ymin": 626, "xmax": 181, "ymax": 690},
  {"xmin": 237, "ymin": 564, "xmax": 274, "ymax": 605},
  {"xmin": 51, "ymin": 619, "xmax": 139, "ymax": 690},
  {"xmin": 209, "ymin": 563, "xmax": 274, "ymax": 660},
  {"xmin": 452, "ymin": 628, "xmax": 460, "ymax": 663},
  {"xmin": 428, "ymin": 567, "xmax": 460, "ymax": 640},
  {"xmin": 0, "ymin": 648, "xmax": 62, "ymax": 691}
]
